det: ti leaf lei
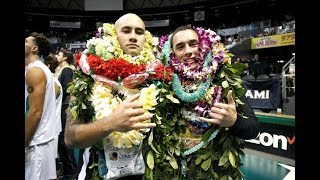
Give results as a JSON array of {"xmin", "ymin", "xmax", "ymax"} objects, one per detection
[{"xmin": 142, "ymin": 27, "xmax": 248, "ymax": 180}]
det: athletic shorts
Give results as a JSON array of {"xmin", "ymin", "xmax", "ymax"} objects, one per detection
[{"xmin": 25, "ymin": 139, "xmax": 57, "ymax": 180}]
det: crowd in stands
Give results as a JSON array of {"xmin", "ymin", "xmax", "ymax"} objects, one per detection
[
  {"xmin": 237, "ymin": 19, "xmax": 295, "ymax": 40},
  {"xmin": 222, "ymin": 34, "xmax": 241, "ymax": 49}
]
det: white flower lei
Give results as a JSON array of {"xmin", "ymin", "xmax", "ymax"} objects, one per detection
[
  {"xmin": 79, "ymin": 23, "xmax": 161, "ymax": 148},
  {"xmin": 91, "ymin": 83, "xmax": 159, "ymax": 148}
]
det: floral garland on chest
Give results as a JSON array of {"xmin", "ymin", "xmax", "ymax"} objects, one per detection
[
  {"xmin": 142, "ymin": 27, "xmax": 248, "ymax": 180},
  {"xmin": 67, "ymin": 23, "xmax": 178, "ymax": 178}
]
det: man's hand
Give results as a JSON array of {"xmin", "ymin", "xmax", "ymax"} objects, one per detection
[
  {"xmin": 65, "ymin": 94, "xmax": 156, "ymax": 148},
  {"xmin": 105, "ymin": 94, "xmax": 156, "ymax": 132},
  {"xmin": 199, "ymin": 90, "xmax": 237, "ymax": 127}
]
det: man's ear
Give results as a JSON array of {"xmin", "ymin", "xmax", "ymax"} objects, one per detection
[{"xmin": 31, "ymin": 45, "xmax": 38, "ymax": 53}]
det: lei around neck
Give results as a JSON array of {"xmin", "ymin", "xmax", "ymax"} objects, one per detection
[
  {"xmin": 142, "ymin": 27, "xmax": 247, "ymax": 180},
  {"xmin": 160, "ymin": 27, "xmax": 225, "ymax": 153},
  {"xmin": 86, "ymin": 23, "xmax": 156, "ymax": 65},
  {"xmin": 69, "ymin": 23, "xmax": 174, "ymax": 149},
  {"xmin": 161, "ymin": 27, "xmax": 227, "ymax": 104}
]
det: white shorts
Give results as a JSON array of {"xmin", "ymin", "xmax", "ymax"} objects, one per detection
[
  {"xmin": 52, "ymin": 135, "xmax": 59, "ymax": 158},
  {"xmin": 25, "ymin": 139, "xmax": 57, "ymax": 180}
]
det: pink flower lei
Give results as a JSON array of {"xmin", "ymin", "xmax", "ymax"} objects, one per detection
[
  {"xmin": 160, "ymin": 26, "xmax": 224, "ymax": 82},
  {"xmin": 160, "ymin": 26, "xmax": 227, "ymax": 122}
]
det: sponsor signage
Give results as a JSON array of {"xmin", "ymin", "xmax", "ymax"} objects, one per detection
[
  {"xmin": 50, "ymin": 21, "xmax": 81, "ymax": 29},
  {"xmin": 66, "ymin": 43, "xmax": 86, "ymax": 50},
  {"xmin": 144, "ymin": 20, "xmax": 169, "ymax": 27},
  {"xmin": 84, "ymin": 0, "xmax": 123, "ymax": 11},
  {"xmin": 243, "ymin": 79, "xmax": 281, "ymax": 110},
  {"xmin": 251, "ymin": 32, "xmax": 295, "ymax": 49},
  {"xmin": 245, "ymin": 121, "xmax": 295, "ymax": 159}
]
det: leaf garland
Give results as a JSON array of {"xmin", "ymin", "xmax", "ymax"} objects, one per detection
[
  {"xmin": 143, "ymin": 27, "xmax": 248, "ymax": 180},
  {"xmin": 67, "ymin": 69, "xmax": 95, "ymax": 123},
  {"xmin": 181, "ymin": 60, "xmax": 247, "ymax": 180},
  {"xmin": 142, "ymin": 81, "xmax": 185, "ymax": 180}
]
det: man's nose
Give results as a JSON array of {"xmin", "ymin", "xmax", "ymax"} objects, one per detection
[
  {"xmin": 184, "ymin": 45, "xmax": 193, "ymax": 57},
  {"xmin": 129, "ymin": 32, "xmax": 137, "ymax": 42}
]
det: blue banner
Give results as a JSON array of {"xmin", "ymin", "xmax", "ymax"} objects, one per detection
[{"xmin": 243, "ymin": 79, "xmax": 281, "ymax": 110}]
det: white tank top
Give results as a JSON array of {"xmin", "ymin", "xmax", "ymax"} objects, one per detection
[{"xmin": 25, "ymin": 60, "xmax": 58, "ymax": 146}]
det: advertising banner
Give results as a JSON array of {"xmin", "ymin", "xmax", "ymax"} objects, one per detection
[
  {"xmin": 251, "ymin": 32, "xmax": 295, "ymax": 49},
  {"xmin": 84, "ymin": 0, "xmax": 123, "ymax": 11},
  {"xmin": 245, "ymin": 119, "xmax": 295, "ymax": 159},
  {"xmin": 243, "ymin": 79, "xmax": 281, "ymax": 110},
  {"xmin": 144, "ymin": 20, "xmax": 169, "ymax": 27},
  {"xmin": 50, "ymin": 21, "xmax": 81, "ymax": 29}
]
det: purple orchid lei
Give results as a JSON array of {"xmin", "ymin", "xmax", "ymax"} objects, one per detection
[
  {"xmin": 160, "ymin": 26, "xmax": 228, "ymax": 130},
  {"xmin": 161, "ymin": 27, "xmax": 225, "ymax": 83}
]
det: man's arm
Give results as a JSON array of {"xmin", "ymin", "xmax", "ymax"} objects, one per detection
[
  {"xmin": 64, "ymin": 104, "xmax": 115, "ymax": 148},
  {"xmin": 230, "ymin": 95, "xmax": 260, "ymax": 139},
  {"xmin": 64, "ymin": 94, "xmax": 156, "ymax": 149},
  {"xmin": 25, "ymin": 67, "xmax": 46, "ymax": 147}
]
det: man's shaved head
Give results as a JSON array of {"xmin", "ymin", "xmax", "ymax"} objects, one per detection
[
  {"xmin": 115, "ymin": 13, "xmax": 145, "ymax": 30},
  {"xmin": 114, "ymin": 13, "xmax": 146, "ymax": 56}
]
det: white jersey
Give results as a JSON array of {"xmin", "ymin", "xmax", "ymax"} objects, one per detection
[{"xmin": 25, "ymin": 60, "xmax": 57, "ymax": 146}]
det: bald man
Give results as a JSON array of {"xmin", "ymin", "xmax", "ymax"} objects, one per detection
[
  {"xmin": 115, "ymin": 13, "xmax": 146, "ymax": 56},
  {"xmin": 64, "ymin": 13, "xmax": 155, "ymax": 180}
]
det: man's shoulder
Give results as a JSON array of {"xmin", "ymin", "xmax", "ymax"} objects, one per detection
[{"xmin": 26, "ymin": 66, "xmax": 46, "ymax": 80}]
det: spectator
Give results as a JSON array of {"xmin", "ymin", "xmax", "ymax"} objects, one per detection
[{"xmin": 55, "ymin": 49, "xmax": 78, "ymax": 179}]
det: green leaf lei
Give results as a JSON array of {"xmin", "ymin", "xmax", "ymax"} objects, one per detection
[
  {"xmin": 142, "ymin": 29, "xmax": 248, "ymax": 180},
  {"xmin": 67, "ymin": 69, "xmax": 102, "ymax": 179},
  {"xmin": 67, "ymin": 69, "xmax": 95, "ymax": 123}
]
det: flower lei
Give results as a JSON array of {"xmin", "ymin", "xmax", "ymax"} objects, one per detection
[
  {"xmin": 142, "ymin": 27, "xmax": 247, "ymax": 180},
  {"xmin": 162, "ymin": 27, "xmax": 229, "ymax": 119},
  {"xmin": 69, "ymin": 23, "xmax": 173, "ymax": 149},
  {"xmin": 86, "ymin": 23, "xmax": 156, "ymax": 65},
  {"xmin": 91, "ymin": 82, "xmax": 159, "ymax": 148}
]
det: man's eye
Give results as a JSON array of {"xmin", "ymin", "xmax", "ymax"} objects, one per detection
[
  {"xmin": 122, "ymin": 29, "xmax": 130, "ymax": 34},
  {"xmin": 176, "ymin": 46, "xmax": 184, "ymax": 50},
  {"xmin": 191, "ymin": 42, "xmax": 199, "ymax": 47},
  {"xmin": 136, "ymin": 30, "xmax": 144, "ymax": 35}
]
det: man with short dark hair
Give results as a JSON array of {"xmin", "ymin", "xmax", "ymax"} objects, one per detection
[
  {"xmin": 55, "ymin": 49, "xmax": 78, "ymax": 179},
  {"xmin": 25, "ymin": 32, "xmax": 59, "ymax": 179}
]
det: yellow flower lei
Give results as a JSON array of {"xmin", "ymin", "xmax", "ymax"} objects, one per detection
[
  {"xmin": 84, "ymin": 23, "xmax": 160, "ymax": 148},
  {"xmin": 91, "ymin": 82, "xmax": 159, "ymax": 148},
  {"xmin": 86, "ymin": 23, "xmax": 156, "ymax": 65}
]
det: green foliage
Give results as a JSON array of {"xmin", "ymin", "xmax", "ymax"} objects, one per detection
[
  {"xmin": 185, "ymin": 131, "xmax": 244, "ymax": 179},
  {"xmin": 67, "ymin": 69, "xmax": 102, "ymax": 152},
  {"xmin": 142, "ymin": 84, "xmax": 185, "ymax": 179},
  {"xmin": 67, "ymin": 69, "xmax": 95, "ymax": 123},
  {"xmin": 142, "ymin": 59, "xmax": 247, "ymax": 179}
]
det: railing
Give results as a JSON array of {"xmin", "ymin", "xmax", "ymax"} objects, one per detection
[{"xmin": 281, "ymin": 55, "xmax": 295, "ymax": 99}]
